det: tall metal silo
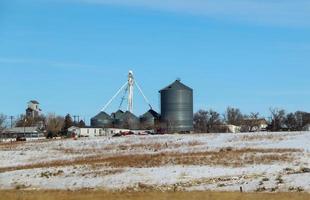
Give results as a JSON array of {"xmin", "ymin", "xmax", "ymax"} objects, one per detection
[
  {"xmin": 91, "ymin": 111, "xmax": 113, "ymax": 128},
  {"xmin": 159, "ymin": 80, "xmax": 193, "ymax": 133}
]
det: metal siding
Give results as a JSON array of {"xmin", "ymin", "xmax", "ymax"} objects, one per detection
[
  {"xmin": 160, "ymin": 81, "xmax": 193, "ymax": 133},
  {"xmin": 91, "ymin": 112, "xmax": 113, "ymax": 128}
]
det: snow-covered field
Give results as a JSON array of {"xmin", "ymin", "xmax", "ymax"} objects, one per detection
[{"xmin": 0, "ymin": 131, "xmax": 309, "ymax": 192}]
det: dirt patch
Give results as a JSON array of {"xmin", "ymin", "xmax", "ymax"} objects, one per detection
[
  {"xmin": 0, "ymin": 148, "xmax": 301, "ymax": 173},
  {"xmin": 1, "ymin": 190, "xmax": 310, "ymax": 200}
]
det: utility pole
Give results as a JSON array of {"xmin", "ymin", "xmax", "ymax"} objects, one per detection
[
  {"xmin": 10, "ymin": 116, "xmax": 14, "ymax": 128},
  {"xmin": 73, "ymin": 115, "xmax": 77, "ymax": 124}
]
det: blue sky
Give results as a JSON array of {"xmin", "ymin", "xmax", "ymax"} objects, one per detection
[{"xmin": 1, "ymin": 0, "xmax": 310, "ymax": 122}]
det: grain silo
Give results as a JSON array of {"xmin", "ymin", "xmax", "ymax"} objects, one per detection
[
  {"xmin": 111, "ymin": 110, "xmax": 124, "ymax": 128},
  {"xmin": 159, "ymin": 79, "xmax": 193, "ymax": 133},
  {"xmin": 140, "ymin": 109, "xmax": 160, "ymax": 130},
  {"xmin": 118, "ymin": 111, "xmax": 140, "ymax": 130},
  {"xmin": 90, "ymin": 111, "xmax": 113, "ymax": 128}
]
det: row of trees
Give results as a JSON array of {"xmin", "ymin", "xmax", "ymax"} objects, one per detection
[
  {"xmin": 0, "ymin": 113, "xmax": 86, "ymax": 137},
  {"xmin": 194, "ymin": 107, "xmax": 310, "ymax": 133},
  {"xmin": 1, "ymin": 107, "xmax": 310, "ymax": 135},
  {"xmin": 0, "ymin": 114, "xmax": 6, "ymax": 133},
  {"xmin": 269, "ymin": 108, "xmax": 310, "ymax": 132}
]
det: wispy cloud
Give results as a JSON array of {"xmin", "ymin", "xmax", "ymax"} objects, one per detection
[{"xmin": 66, "ymin": 0, "xmax": 310, "ymax": 27}]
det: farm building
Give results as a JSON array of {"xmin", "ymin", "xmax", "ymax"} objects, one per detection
[
  {"xmin": 0, "ymin": 127, "xmax": 45, "ymax": 142},
  {"xmin": 68, "ymin": 126, "xmax": 105, "ymax": 137},
  {"xmin": 90, "ymin": 72, "xmax": 194, "ymax": 133}
]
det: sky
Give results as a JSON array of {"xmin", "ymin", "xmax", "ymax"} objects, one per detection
[{"xmin": 0, "ymin": 0, "xmax": 310, "ymax": 122}]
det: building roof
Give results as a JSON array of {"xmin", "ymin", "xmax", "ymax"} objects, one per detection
[
  {"xmin": 120, "ymin": 111, "xmax": 139, "ymax": 121},
  {"xmin": 241, "ymin": 118, "xmax": 268, "ymax": 125},
  {"xmin": 141, "ymin": 109, "xmax": 160, "ymax": 119},
  {"xmin": 111, "ymin": 110, "xmax": 125, "ymax": 120},
  {"xmin": 92, "ymin": 111, "xmax": 112, "ymax": 120},
  {"xmin": 68, "ymin": 126, "xmax": 103, "ymax": 130},
  {"xmin": 159, "ymin": 80, "xmax": 193, "ymax": 92},
  {"xmin": 5, "ymin": 127, "xmax": 39, "ymax": 133},
  {"xmin": 29, "ymin": 100, "xmax": 39, "ymax": 104}
]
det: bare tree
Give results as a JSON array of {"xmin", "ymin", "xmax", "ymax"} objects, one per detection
[
  {"xmin": 194, "ymin": 109, "xmax": 222, "ymax": 133},
  {"xmin": 15, "ymin": 114, "xmax": 45, "ymax": 127},
  {"xmin": 269, "ymin": 108, "xmax": 286, "ymax": 132},
  {"xmin": 295, "ymin": 111, "xmax": 310, "ymax": 130},
  {"xmin": 0, "ymin": 114, "xmax": 7, "ymax": 133},
  {"xmin": 194, "ymin": 110, "xmax": 208, "ymax": 133},
  {"xmin": 224, "ymin": 107, "xmax": 244, "ymax": 126},
  {"xmin": 46, "ymin": 113, "xmax": 64, "ymax": 137},
  {"xmin": 285, "ymin": 113, "xmax": 298, "ymax": 131}
]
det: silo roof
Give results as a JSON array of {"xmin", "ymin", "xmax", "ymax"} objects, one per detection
[
  {"xmin": 92, "ymin": 111, "xmax": 112, "ymax": 120},
  {"xmin": 141, "ymin": 109, "xmax": 160, "ymax": 119},
  {"xmin": 120, "ymin": 111, "xmax": 139, "ymax": 121},
  {"xmin": 160, "ymin": 80, "xmax": 192, "ymax": 92},
  {"xmin": 111, "ymin": 110, "xmax": 124, "ymax": 119},
  {"xmin": 29, "ymin": 100, "xmax": 40, "ymax": 104}
]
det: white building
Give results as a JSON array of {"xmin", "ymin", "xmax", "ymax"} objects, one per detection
[
  {"xmin": 68, "ymin": 126, "xmax": 106, "ymax": 137},
  {"xmin": 241, "ymin": 119, "xmax": 268, "ymax": 132},
  {"xmin": 68, "ymin": 127, "xmax": 135, "ymax": 138},
  {"xmin": 103, "ymin": 128, "xmax": 130, "ymax": 136}
]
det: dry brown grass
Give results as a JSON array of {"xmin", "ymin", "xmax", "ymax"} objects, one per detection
[
  {"xmin": 0, "ymin": 148, "xmax": 300, "ymax": 173},
  {"xmin": 100, "ymin": 148, "xmax": 300, "ymax": 168},
  {"xmin": 79, "ymin": 169, "xmax": 124, "ymax": 177},
  {"xmin": 235, "ymin": 132, "xmax": 304, "ymax": 142},
  {"xmin": 238, "ymin": 134, "xmax": 286, "ymax": 141},
  {"xmin": 0, "ymin": 190, "xmax": 309, "ymax": 200},
  {"xmin": 54, "ymin": 147, "xmax": 105, "ymax": 155},
  {"xmin": 103, "ymin": 141, "xmax": 204, "ymax": 152}
]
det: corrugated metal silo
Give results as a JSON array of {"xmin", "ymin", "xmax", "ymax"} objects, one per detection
[
  {"xmin": 159, "ymin": 80, "xmax": 193, "ymax": 133},
  {"xmin": 140, "ymin": 109, "xmax": 160, "ymax": 130},
  {"xmin": 91, "ymin": 111, "xmax": 113, "ymax": 128},
  {"xmin": 111, "ymin": 110, "xmax": 124, "ymax": 128},
  {"xmin": 119, "ymin": 111, "xmax": 140, "ymax": 130}
]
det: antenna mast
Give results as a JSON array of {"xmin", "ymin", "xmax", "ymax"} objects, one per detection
[
  {"xmin": 101, "ymin": 70, "xmax": 152, "ymax": 113},
  {"xmin": 128, "ymin": 70, "xmax": 134, "ymax": 113}
]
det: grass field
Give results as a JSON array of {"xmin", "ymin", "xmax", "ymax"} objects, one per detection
[
  {"xmin": 1, "ymin": 190, "xmax": 310, "ymax": 200},
  {"xmin": 1, "ymin": 132, "xmax": 309, "ymax": 192}
]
